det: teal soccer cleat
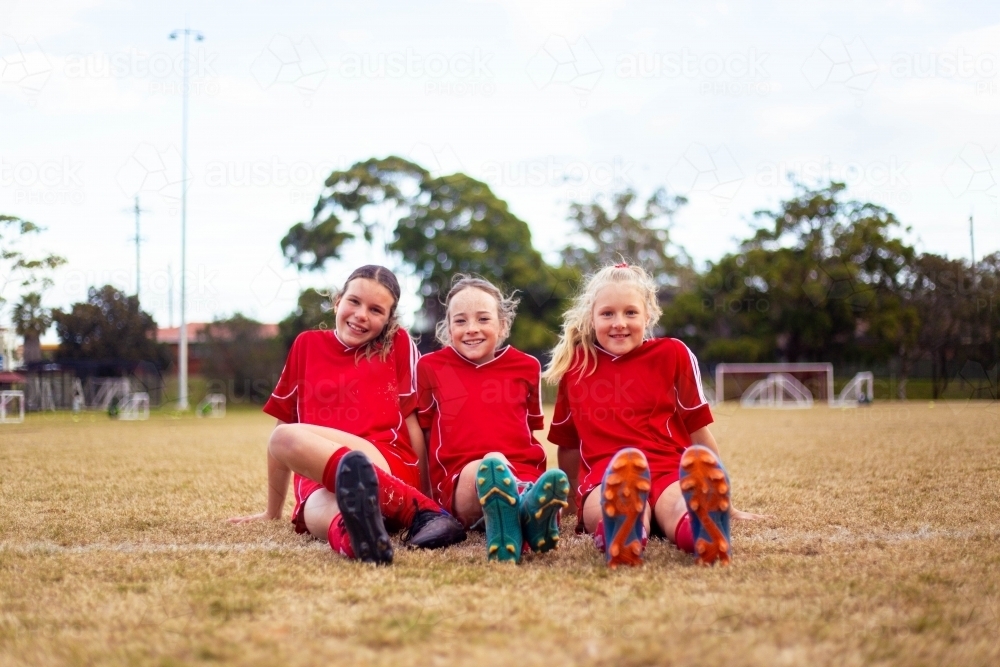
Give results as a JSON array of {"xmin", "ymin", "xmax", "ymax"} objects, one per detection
[
  {"xmin": 519, "ymin": 469, "xmax": 570, "ymax": 553},
  {"xmin": 476, "ymin": 457, "xmax": 523, "ymax": 562}
]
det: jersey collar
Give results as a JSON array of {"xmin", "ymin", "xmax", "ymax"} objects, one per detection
[
  {"xmin": 332, "ymin": 329, "xmax": 355, "ymax": 351},
  {"xmin": 595, "ymin": 339, "xmax": 651, "ymax": 361},
  {"xmin": 447, "ymin": 344, "xmax": 510, "ymax": 368}
]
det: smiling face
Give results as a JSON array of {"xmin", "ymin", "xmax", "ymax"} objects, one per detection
[
  {"xmin": 592, "ymin": 283, "xmax": 649, "ymax": 356},
  {"xmin": 448, "ymin": 287, "xmax": 503, "ymax": 365},
  {"xmin": 334, "ymin": 278, "xmax": 396, "ymax": 348}
]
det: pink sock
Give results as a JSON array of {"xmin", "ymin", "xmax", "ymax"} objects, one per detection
[
  {"xmin": 326, "ymin": 514, "xmax": 355, "ymax": 559},
  {"xmin": 674, "ymin": 513, "xmax": 695, "ymax": 554}
]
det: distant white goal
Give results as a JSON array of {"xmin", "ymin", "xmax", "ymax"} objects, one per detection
[
  {"xmin": 197, "ymin": 393, "xmax": 226, "ymax": 418},
  {"xmin": 118, "ymin": 392, "xmax": 150, "ymax": 421},
  {"xmin": 715, "ymin": 363, "xmax": 834, "ymax": 406},
  {"xmin": 740, "ymin": 374, "xmax": 814, "ymax": 409},
  {"xmin": 1, "ymin": 390, "xmax": 25, "ymax": 424},
  {"xmin": 832, "ymin": 372, "xmax": 874, "ymax": 407}
]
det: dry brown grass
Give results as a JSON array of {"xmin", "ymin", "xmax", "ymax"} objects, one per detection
[{"xmin": 2, "ymin": 402, "xmax": 999, "ymax": 667}]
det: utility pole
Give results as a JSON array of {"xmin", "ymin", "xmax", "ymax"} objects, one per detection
[
  {"xmin": 970, "ymin": 214, "xmax": 976, "ymax": 269},
  {"xmin": 168, "ymin": 264, "xmax": 174, "ymax": 329},
  {"xmin": 129, "ymin": 196, "xmax": 148, "ymax": 301},
  {"xmin": 169, "ymin": 24, "xmax": 203, "ymax": 411}
]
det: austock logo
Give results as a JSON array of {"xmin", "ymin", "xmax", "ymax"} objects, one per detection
[{"xmin": 526, "ymin": 35, "xmax": 603, "ymax": 104}]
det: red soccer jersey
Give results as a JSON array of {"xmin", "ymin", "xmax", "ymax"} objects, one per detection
[
  {"xmin": 263, "ymin": 327, "xmax": 420, "ymax": 472},
  {"xmin": 547, "ymin": 338, "xmax": 713, "ymax": 502},
  {"xmin": 417, "ymin": 345, "xmax": 547, "ymax": 505}
]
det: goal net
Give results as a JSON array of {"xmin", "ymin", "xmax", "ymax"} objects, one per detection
[
  {"xmin": 119, "ymin": 392, "xmax": 150, "ymax": 421},
  {"xmin": 1, "ymin": 390, "xmax": 25, "ymax": 424},
  {"xmin": 715, "ymin": 363, "xmax": 834, "ymax": 405}
]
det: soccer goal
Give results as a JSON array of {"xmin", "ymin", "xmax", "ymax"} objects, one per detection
[
  {"xmin": 740, "ymin": 373, "xmax": 814, "ymax": 409},
  {"xmin": 196, "ymin": 393, "xmax": 226, "ymax": 418},
  {"xmin": 715, "ymin": 363, "xmax": 834, "ymax": 406},
  {"xmin": 1, "ymin": 390, "xmax": 25, "ymax": 424},
  {"xmin": 119, "ymin": 392, "xmax": 150, "ymax": 421},
  {"xmin": 832, "ymin": 372, "xmax": 874, "ymax": 407}
]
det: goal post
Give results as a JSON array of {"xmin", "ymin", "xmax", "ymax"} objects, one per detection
[
  {"xmin": 1, "ymin": 390, "xmax": 25, "ymax": 424},
  {"xmin": 715, "ymin": 363, "xmax": 834, "ymax": 405}
]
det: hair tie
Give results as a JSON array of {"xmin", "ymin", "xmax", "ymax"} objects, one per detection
[{"xmin": 614, "ymin": 262, "xmax": 629, "ymax": 269}]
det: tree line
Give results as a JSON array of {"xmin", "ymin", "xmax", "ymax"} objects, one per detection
[{"xmin": 4, "ymin": 158, "xmax": 997, "ymax": 401}]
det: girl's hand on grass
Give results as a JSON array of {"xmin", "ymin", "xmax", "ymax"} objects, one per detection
[
  {"xmin": 730, "ymin": 508, "xmax": 770, "ymax": 521},
  {"xmin": 227, "ymin": 511, "xmax": 278, "ymax": 524}
]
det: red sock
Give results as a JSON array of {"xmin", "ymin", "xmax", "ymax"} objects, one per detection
[
  {"xmin": 674, "ymin": 513, "xmax": 695, "ymax": 554},
  {"xmin": 327, "ymin": 514, "xmax": 355, "ymax": 559},
  {"xmin": 320, "ymin": 449, "xmax": 438, "ymax": 527},
  {"xmin": 374, "ymin": 467, "xmax": 439, "ymax": 526},
  {"xmin": 321, "ymin": 448, "xmax": 350, "ymax": 493}
]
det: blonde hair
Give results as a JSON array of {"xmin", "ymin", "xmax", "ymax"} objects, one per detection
[
  {"xmin": 435, "ymin": 274, "xmax": 519, "ymax": 348},
  {"xmin": 543, "ymin": 264, "xmax": 661, "ymax": 384},
  {"xmin": 333, "ymin": 265, "xmax": 401, "ymax": 362}
]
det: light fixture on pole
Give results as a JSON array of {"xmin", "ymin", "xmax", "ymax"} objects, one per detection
[{"xmin": 169, "ymin": 25, "xmax": 203, "ymax": 411}]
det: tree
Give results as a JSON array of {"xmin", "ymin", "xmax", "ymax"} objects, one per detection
[
  {"xmin": 281, "ymin": 157, "xmax": 572, "ymax": 353},
  {"xmin": 278, "ymin": 288, "xmax": 334, "ymax": 351},
  {"xmin": 12, "ymin": 292, "xmax": 52, "ymax": 364},
  {"xmin": 200, "ymin": 314, "xmax": 285, "ymax": 403},
  {"xmin": 53, "ymin": 285, "xmax": 164, "ymax": 367},
  {"xmin": 562, "ymin": 188, "xmax": 692, "ymax": 296},
  {"xmin": 663, "ymin": 181, "xmax": 919, "ymax": 369},
  {"xmin": 0, "ymin": 215, "xmax": 66, "ymax": 321}
]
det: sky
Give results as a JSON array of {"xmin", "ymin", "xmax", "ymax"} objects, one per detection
[{"xmin": 2, "ymin": 0, "xmax": 1000, "ymax": 340}]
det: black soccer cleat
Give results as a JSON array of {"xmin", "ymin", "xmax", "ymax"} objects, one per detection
[
  {"xmin": 334, "ymin": 450, "xmax": 394, "ymax": 565},
  {"xmin": 404, "ymin": 508, "xmax": 467, "ymax": 550}
]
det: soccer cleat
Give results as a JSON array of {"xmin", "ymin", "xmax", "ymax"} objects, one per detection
[
  {"xmin": 476, "ymin": 457, "xmax": 523, "ymax": 563},
  {"xmin": 404, "ymin": 508, "xmax": 467, "ymax": 550},
  {"xmin": 334, "ymin": 451, "xmax": 393, "ymax": 565},
  {"xmin": 600, "ymin": 448, "xmax": 651, "ymax": 568},
  {"xmin": 519, "ymin": 469, "xmax": 570, "ymax": 553},
  {"xmin": 679, "ymin": 445, "xmax": 732, "ymax": 566}
]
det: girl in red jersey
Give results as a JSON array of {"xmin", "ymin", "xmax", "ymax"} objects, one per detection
[
  {"xmin": 544, "ymin": 263, "xmax": 764, "ymax": 567},
  {"xmin": 229, "ymin": 265, "xmax": 465, "ymax": 564},
  {"xmin": 416, "ymin": 275, "xmax": 570, "ymax": 563}
]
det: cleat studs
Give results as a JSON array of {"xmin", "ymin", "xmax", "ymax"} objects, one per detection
[
  {"xmin": 495, "ymin": 465, "xmax": 505, "ymax": 472},
  {"xmin": 718, "ymin": 483, "xmax": 729, "ymax": 494},
  {"xmin": 709, "ymin": 469, "xmax": 725, "ymax": 480},
  {"xmin": 604, "ymin": 489, "xmax": 616, "ymax": 500},
  {"xmin": 543, "ymin": 483, "xmax": 552, "ymax": 490},
  {"xmin": 720, "ymin": 541, "xmax": 730, "ymax": 553},
  {"xmin": 623, "ymin": 487, "xmax": 632, "ymax": 497},
  {"xmin": 538, "ymin": 495, "xmax": 547, "ymax": 503},
  {"xmin": 634, "ymin": 501, "xmax": 643, "ymax": 512},
  {"xmin": 636, "ymin": 480, "xmax": 651, "ymax": 491},
  {"xmin": 630, "ymin": 542, "xmax": 642, "ymax": 555},
  {"xmin": 537, "ymin": 539, "xmax": 546, "ymax": 548},
  {"xmin": 535, "ymin": 509, "xmax": 543, "ymax": 520},
  {"xmin": 610, "ymin": 543, "xmax": 620, "ymax": 557},
  {"xmin": 479, "ymin": 498, "xmax": 487, "ymax": 506},
  {"xmin": 720, "ymin": 499, "xmax": 730, "ymax": 511},
  {"xmin": 606, "ymin": 506, "xmax": 617, "ymax": 517},
  {"xmin": 506, "ymin": 544, "xmax": 516, "ymax": 554},
  {"xmin": 477, "ymin": 477, "xmax": 486, "ymax": 485},
  {"xmin": 606, "ymin": 473, "xmax": 622, "ymax": 485},
  {"xmin": 489, "ymin": 545, "xmax": 498, "ymax": 554},
  {"xmin": 503, "ymin": 478, "xmax": 511, "ymax": 486},
  {"xmin": 689, "ymin": 499, "xmax": 700, "ymax": 511},
  {"xmin": 479, "ymin": 464, "xmax": 488, "ymax": 472}
]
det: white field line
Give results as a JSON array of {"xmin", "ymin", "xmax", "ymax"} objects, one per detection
[
  {"xmin": 2, "ymin": 527, "xmax": 996, "ymax": 555},
  {"xmin": 0, "ymin": 541, "xmax": 326, "ymax": 554}
]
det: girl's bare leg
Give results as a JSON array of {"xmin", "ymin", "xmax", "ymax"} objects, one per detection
[
  {"xmin": 452, "ymin": 452, "xmax": 513, "ymax": 528},
  {"xmin": 268, "ymin": 423, "xmax": 390, "ymax": 480}
]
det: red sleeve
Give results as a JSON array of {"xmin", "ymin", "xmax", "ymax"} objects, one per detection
[
  {"xmin": 526, "ymin": 357, "xmax": 544, "ymax": 431},
  {"xmin": 263, "ymin": 335, "xmax": 301, "ymax": 423},
  {"xmin": 672, "ymin": 339, "xmax": 713, "ymax": 434},
  {"xmin": 416, "ymin": 357, "xmax": 436, "ymax": 430},
  {"xmin": 546, "ymin": 376, "xmax": 579, "ymax": 448},
  {"xmin": 394, "ymin": 329, "xmax": 419, "ymax": 417}
]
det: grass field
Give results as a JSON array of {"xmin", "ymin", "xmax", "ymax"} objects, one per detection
[{"xmin": 2, "ymin": 403, "xmax": 999, "ymax": 666}]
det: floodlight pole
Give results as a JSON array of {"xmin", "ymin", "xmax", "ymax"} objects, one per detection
[{"xmin": 170, "ymin": 25, "xmax": 203, "ymax": 411}]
